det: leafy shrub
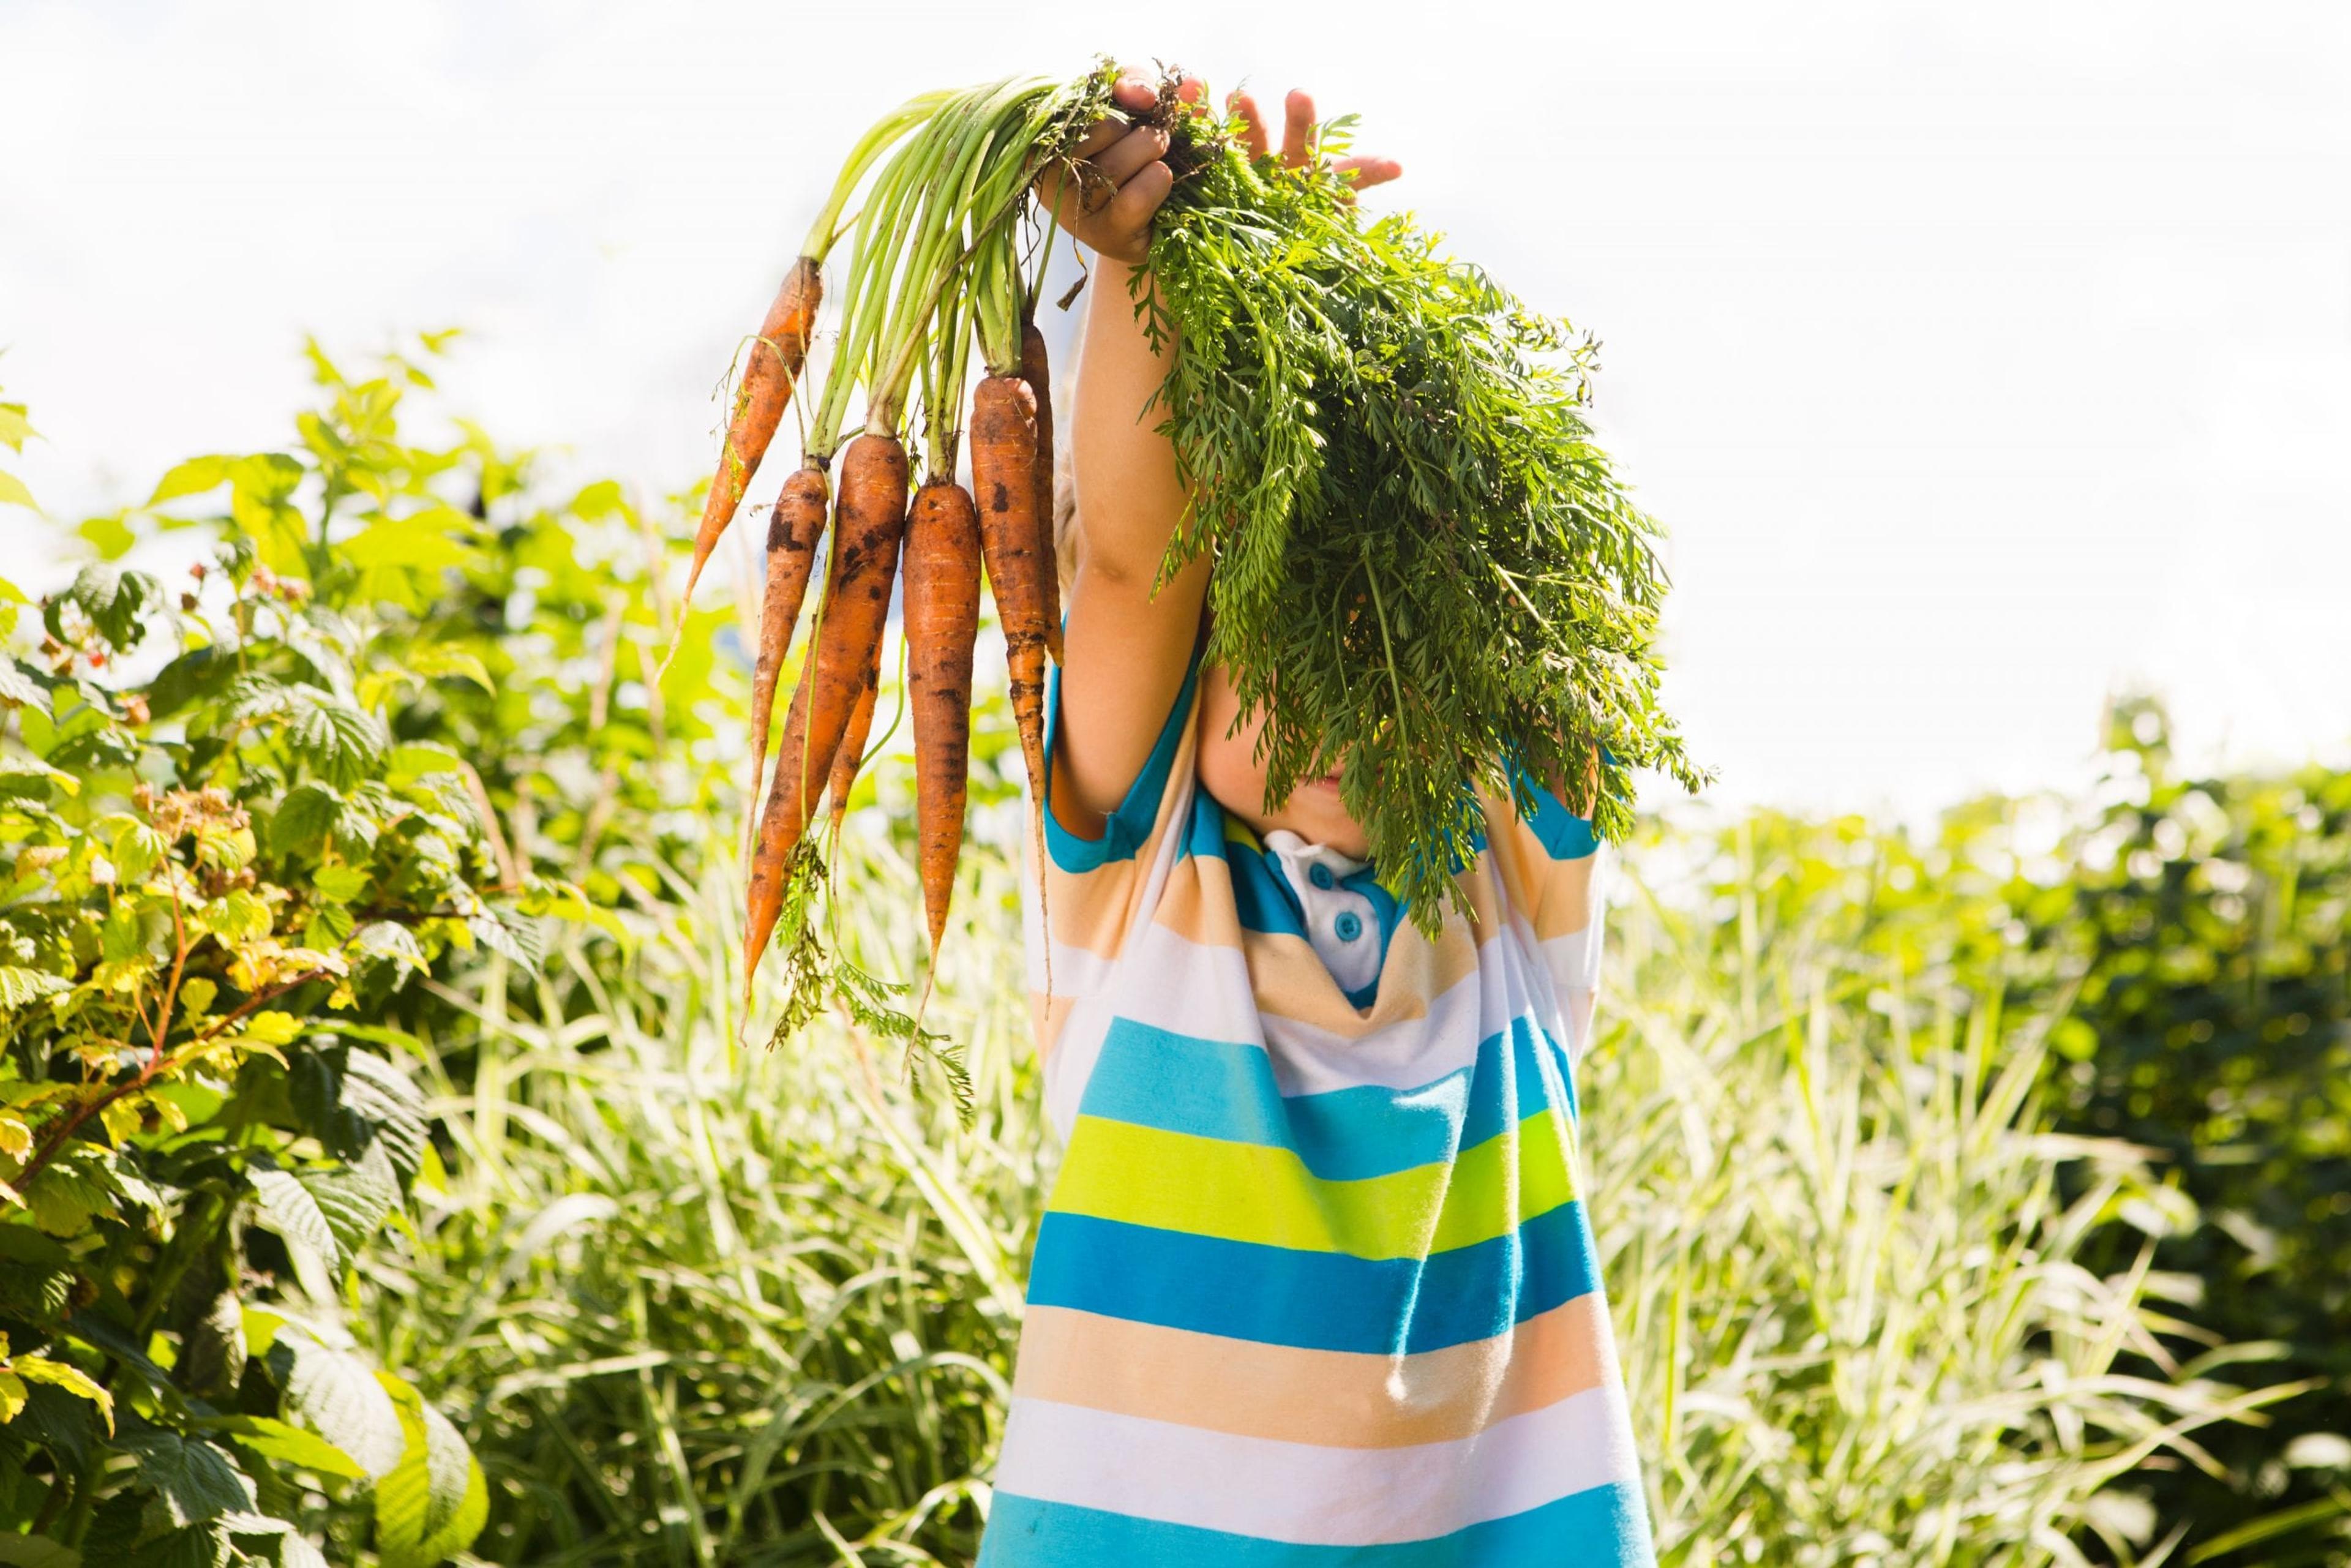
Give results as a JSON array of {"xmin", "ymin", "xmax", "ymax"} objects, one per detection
[
  {"xmin": 1599, "ymin": 811, "xmax": 2301, "ymax": 1565},
  {"xmin": 2036, "ymin": 703, "xmax": 2351, "ymax": 1560},
  {"xmin": 0, "ymin": 345, "xmax": 663, "ymax": 1566}
]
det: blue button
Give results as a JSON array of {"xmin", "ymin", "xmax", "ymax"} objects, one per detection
[
  {"xmin": 1308, "ymin": 863, "xmax": 1335, "ymax": 891},
  {"xmin": 1333, "ymin": 910, "xmax": 1363, "ymax": 942}
]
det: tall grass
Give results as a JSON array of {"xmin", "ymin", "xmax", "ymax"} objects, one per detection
[
  {"xmin": 348, "ymin": 774, "xmax": 2283, "ymax": 1564},
  {"xmin": 353, "ymin": 809, "xmax": 1043, "ymax": 1566},
  {"xmin": 1597, "ymin": 816, "xmax": 2295, "ymax": 1566}
]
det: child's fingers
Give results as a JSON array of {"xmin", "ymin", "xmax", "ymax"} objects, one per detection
[
  {"xmin": 1103, "ymin": 157, "xmax": 1173, "ymax": 245},
  {"xmin": 1280, "ymin": 88, "xmax": 1316, "ymax": 168},
  {"xmin": 1033, "ymin": 118, "xmax": 1125, "ymax": 217},
  {"xmin": 1067, "ymin": 118, "xmax": 1128, "ymax": 163},
  {"xmin": 1035, "ymin": 122, "xmax": 1164, "ymax": 231},
  {"xmin": 1229, "ymin": 90, "xmax": 1270, "ymax": 160},
  {"xmin": 1111, "ymin": 71, "xmax": 1157, "ymax": 114},
  {"xmin": 1087, "ymin": 124, "xmax": 1170, "ymax": 198},
  {"xmin": 1330, "ymin": 155, "xmax": 1404, "ymax": 197}
]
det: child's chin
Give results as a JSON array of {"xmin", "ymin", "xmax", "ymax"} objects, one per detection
[{"xmin": 1286, "ymin": 797, "xmax": 1371, "ymax": 858}]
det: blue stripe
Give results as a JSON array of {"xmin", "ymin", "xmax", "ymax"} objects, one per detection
[
  {"xmin": 1041, "ymin": 636, "xmax": 1202, "ymax": 874},
  {"xmin": 1227, "ymin": 841, "xmax": 1309, "ymax": 940},
  {"xmin": 1023, "ymin": 1201, "xmax": 1600, "ymax": 1356},
  {"xmin": 1178, "ymin": 788, "xmax": 1228, "ymax": 861},
  {"xmin": 1074, "ymin": 1020, "xmax": 1295, "ymax": 1150},
  {"xmin": 1293, "ymin": 1019, "xmax": 1562, "ymax": 1177},
  {"xmin": 980, "ymin": 1480, "xmax": 1655, "ymax": 1567},
  {"xmin": 1515, "ymin": 771, "xmax": 1600, "ymax": 862},
  {"xmin": 1075, "ymin": 1018, "xmax": 1569, "ymax": 1182}
]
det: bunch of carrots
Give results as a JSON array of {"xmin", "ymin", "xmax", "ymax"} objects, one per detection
[
  {"xmin": 666, "ymin": 71, "xmax": 1111, "ymax": 1024},
  {"xmin": 680, "ymin": 61, "xmax": 1700, "ymax": 1035}
]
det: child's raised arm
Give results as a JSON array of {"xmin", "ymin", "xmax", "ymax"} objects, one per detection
[{"xmin": 1033, "ymin": 72, "xmax": 1397, "ymax": 837}]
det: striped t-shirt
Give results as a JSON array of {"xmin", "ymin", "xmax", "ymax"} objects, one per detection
[{"xmin": 980, "ymin": 651, "xmax": 1657, "ymax": 1566}]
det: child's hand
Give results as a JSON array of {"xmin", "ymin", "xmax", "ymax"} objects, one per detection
[{"xmin": 1037, "ymin": 70, "xmax": 1404, "ymax": 267}]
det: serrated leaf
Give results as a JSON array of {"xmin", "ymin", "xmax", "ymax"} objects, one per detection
[
  {"xmin": 56, "ymin": 563, "xmax": 157, "ymax": 650},
  {"xmin": 202, "ymin": 1416, "xmax": 366, "ymax": 1482},
  {"xmin": 340, "ymin": 514, "xmax": 479, "ymax": 574},
  {"xmin": 467, "ymin": 909, "xmax": 543, "ymax": 969},
  {"xmin": 11, "ymin": 1380, "xmax": 99, "ymax": 1470},
  {"xmin": 0, "ymin": 752, "xmax": 79, "ymax": 799},
  {"xmin": 311, "ymin": 863, "xmax": 370, "ymax": 903},
  {"xmin": 0, "ymin": 1241, "xmax": 76, "ymax": 1326},
  {"xmin": 288, "ymin": 1046, "xmax": 423, "ymax": 1182},
  {"xmin": 280, "ymin": 688, "xmax": 386, "ymax": 790},
  {"xmin": 247, "ymin": 1164, "xmax": 339, "ymax": 1270},
  {"xmin": 297, "ymin": 1144, "xmax": 400, "ymax": 1264},
  {"xmin": 116, "ymin": 1425, "xmax": 258, "ymax": 1528},
  {"xmin": 386, "ymin": 743, "xmax": 463, "ymax": 779},
  {"xmin": 143, "ymin": 646, "xmax": 229, "ymax": 721},
  {"xmin": 351, "ymin": 920, "xmax": 427, "ymax": 975},
  {"xmin": 407, "ymin": 645, "xmax": 493, "ymax": 694},
  {"xmin": 0, "ymin": 1534, "xmax": 80, "ymax": 1567},
  {"xmin": 195, "ymin": 888, "xmax": 272, "ymax": 945},
  {"xmin": 0, "ymin": 1370, "xmax": 26, "ymax": 1423},
  {"xmin": 371, "ymin": 1374, "xmax": 487, "ymax": 1568},
  {"xmin": 0, "ymin": 471, "xmax": 34, "ymax": 512},
  {"xmin": 146, "ymin": 456, "xmax": 230, "ymax": 508},
  {"xmin": 268, "ymin": 784, "xmax": 340, "ymax": 858},
  {"xmin": 77, "ymin": 516, "xmax": 135, "ymax": 562},
  {"xmin": 335, "ymin": 1050, "xmax": 429, "ymax": 1184},
  {"xmin": 103, "ymin": 817, "xmax": 168, "ymax": 883},
  {"xmin": 26, "ymin": 1152, "xmax": 118, "ymax": 1239},
  {"xmin": 0, "ymin": 658, "xmax": 51, "ymax": 715},
  {"xmin": 0, "ymin": 966, "xmax": 71, "ymax": 1011},
  {"xmin": 277, "ymin": 1535, "xmax": 329, "ymax": 1568},
  {"xmin": 213, "ymin": 1512, "xmax": 291, "ymax": 1538},
  {"xmin": 174, "ymin": 1290, "xmax": 245, "ymax": 1403},
  {"xmin": 61, "ymin": 1311, "xmax": 170, "ymax": 1396},
  {"xmin": 8, "ymin": 1358, "xmax": 111, "ymax": 1436},
  {"xmin": 121, "ymin": 1525, "xmax": 228, "ymax": 1568},
  {"xmin": 274, "ymin": 1335, "xmax": 405, "ymax": 1478}
]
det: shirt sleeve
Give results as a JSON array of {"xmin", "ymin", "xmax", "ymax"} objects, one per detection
[
  {"xmin": 1475, "ymin": 767, "xmax": 1608, "ymax": 1052},
  {"xmin": 1021, "ymin": 646, "xmax": 1206, "ymax": 1060}
]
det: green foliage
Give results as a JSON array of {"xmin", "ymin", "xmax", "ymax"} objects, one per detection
[
  {"xmin": 347, "ymin": 816, "xmax": 1038, "ymax": 1566},
  {"xmin": 0, "ymin": 346, "xmax": 675, "ymax": 1566},
  {"xmin": 15, "ymin": 340, "xmax": 2328, "ymax": 1566},
  {"xmin": 1602, "ymin": 811, "xmax": 2311, "ymax": 1564},
  {"xmin": 1136, "ymin": 76, "xmax": 1704, "ymax": 932},
  {"xmin": 2034, "ymin": 702, "xmax": 2351, "ymax": 1560}
]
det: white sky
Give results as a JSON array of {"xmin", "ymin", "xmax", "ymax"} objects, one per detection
[{"xmin": 4, "ymin": 0, "xmax": 2347, "ymax": 816}]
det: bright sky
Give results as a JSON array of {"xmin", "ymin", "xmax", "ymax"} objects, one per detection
[{"xmin": 4, "ymin": 1, "xmax": 2346, "ymax": 815}]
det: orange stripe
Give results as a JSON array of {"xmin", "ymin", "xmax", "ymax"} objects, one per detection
[
  {"xmin": 1010, "ymin": 1294, "xmax": 1611, "ymax": 1449},
  {"xmin": 1030, "ymin": 989, "xmax": 1078, "ymax": 1062},
  {"xmin": 1150, "ymin": 857, "xmax": 1236, "ymax": 950},
  {"xmin": 1242, "ymin": 923, "xmax": 1490, "ymax": 1041}
]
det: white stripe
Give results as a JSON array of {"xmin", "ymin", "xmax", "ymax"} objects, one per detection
[
  {"xmin": 1112, "ymin": 920, "xmax": 1283, "ymax": 1046},
  {"xmin": 1258, "ymin": 959, "xmax": 1490, "ymax": 1095},
  {"xmin": 993, "ymin": 1381, "xmax": 1641, "ymax": 1546},
  {"xmin": 1093, "ymin": 919, "xmax": 1582, "ymax": 1099}
]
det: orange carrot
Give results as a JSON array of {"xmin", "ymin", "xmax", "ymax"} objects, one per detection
[
  {"xmin": 687, "ymin": 256, "xmax": 822, "ymax": 611},
  {"xmin": 825, "ymin": 649, "xmax": 882, "ymax": 839},
  {"xmin": 902, "ymin": 480, "xmax": 982, "ymax": 955},
  {"xmin": 970, "ymin": 374, "xmax": 1048, "ymax": 806},
  {"xmin": 744, "ymin": 432, "xmax": 909, "ymax": 985},
  {"xmin": 1019, "ymin": 313, "xmax": 1063, "ymax": 666},
  {"xmin": 744, "ymin": 464, "xmax": 830, "ymax": 842}
]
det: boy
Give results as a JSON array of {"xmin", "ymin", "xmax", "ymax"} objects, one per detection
[{"xmin": 977, "ymin": 70, "xmax": 1658, "ymax": 1566}]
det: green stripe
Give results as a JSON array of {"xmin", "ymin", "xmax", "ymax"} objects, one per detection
[{"xmin": 1046, "ymin": 1106, "xmax": 1577, "ymax": 1262}]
